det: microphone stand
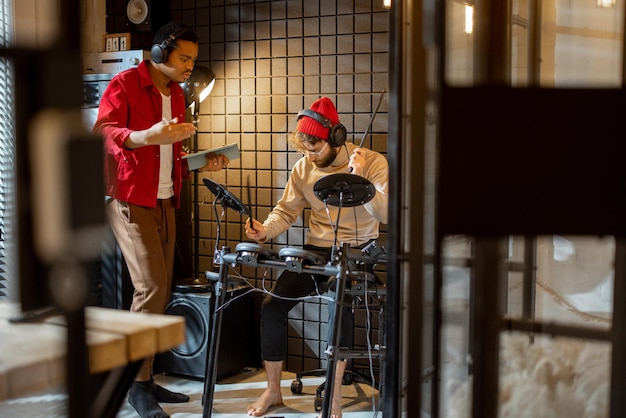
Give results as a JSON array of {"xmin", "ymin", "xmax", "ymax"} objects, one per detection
[
  {"xmin": 211, "ymin": 198, "xmax": 225, "ymax": 265},
  {"xmin": 190, "ymin": 90, "xmax": 207, "ymax": 285}
]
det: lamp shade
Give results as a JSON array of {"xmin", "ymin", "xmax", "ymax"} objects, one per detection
[{"xmin": 180, "ymin": 65, "xmax": 216, "ymax": 109}]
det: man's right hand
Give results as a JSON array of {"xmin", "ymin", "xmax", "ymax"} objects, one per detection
[
  {"xmin": 125, "ymin": 118, "xmax": 197, "ymax": 148},
  {"xmin": 245, "ymin": 218, "xmax": 266, "ymax": 242}
]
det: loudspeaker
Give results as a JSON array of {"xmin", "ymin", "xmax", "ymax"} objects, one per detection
[
  {"xmin": 297, "ymin": 108, "xmax": 347, "ymax": 147},
  {"xmin": 126, "ymin": 0, "xmax": 149, "ymax": 31},
  {"xmin": 126, "ymin": 0, "xmax": 170, "ymax": 32},
  {"xmin": 157, "ymin": 286, "xmax": 258, "ymax": 380}
]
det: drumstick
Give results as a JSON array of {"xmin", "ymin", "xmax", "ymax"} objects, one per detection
[
  {"xmin": 350, "ymin": 90, "xmax": 385, "ymax": 173},
  {"xmin": 358, "ymin": 90, "xmax": 385, "ymax": 148},
  {"xmin": 246, "ymin": 175, "xmax": 257, "ymax": 232}
]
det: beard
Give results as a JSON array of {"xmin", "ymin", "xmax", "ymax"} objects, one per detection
[{"xmin": 313, "ymin": 146, "xmax": 339, "ymax": 168}]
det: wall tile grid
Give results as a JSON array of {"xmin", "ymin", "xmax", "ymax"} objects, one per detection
[{"xmin": 171, "ymin": 0, "xmax": 389, "ymax": 373}]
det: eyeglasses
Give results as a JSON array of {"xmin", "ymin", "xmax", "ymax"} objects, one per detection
[{"xmin": 301, "ymin": 142, "xmax": 328, "ymax": 158}]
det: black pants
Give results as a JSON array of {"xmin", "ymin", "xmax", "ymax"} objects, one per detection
[{"xmin": 260, "ymin": 244, "xmax": 370, "ymax": 362}]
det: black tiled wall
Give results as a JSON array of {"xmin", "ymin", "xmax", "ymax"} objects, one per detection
[{"xmin": 106, "ymin": 0, "xmax": 390, "ymax": 374}]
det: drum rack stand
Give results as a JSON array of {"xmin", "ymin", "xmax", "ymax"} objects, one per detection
[
  {"xmin": 318, "ymin": 244, "xmax": 387, "ymax": 417},
  {"xmin": 291, "ymin": 266, "xmax": 387, "ymax": 411},
  {"xmin": 200, "ymin": 242, "xmax": 385, "ymax": 418},
  {"xmin": 200, "ymin": 173, "xmax": 383, "ymax": 418}
]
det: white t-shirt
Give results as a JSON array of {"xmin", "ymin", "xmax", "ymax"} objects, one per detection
[{"xmin": 157, "ymin": 93, "xmax": 174, "ymax": 199}]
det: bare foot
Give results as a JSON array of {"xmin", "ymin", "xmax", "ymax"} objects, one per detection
[
  {"xmin": 331, "ymin": 389, "xmax": 342, "ymax": 418},
  {"xmin": 316, "ymin": 392, "xmax": 342, "ymax": 418},
  {"xmin": 247, "ymin": 388, "xmax": 283, "ymax": 416}
]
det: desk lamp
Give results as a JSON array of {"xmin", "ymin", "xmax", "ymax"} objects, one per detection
[{"xmin": 179, "ymin": 65, "xmax": 215, "ymax": 287}]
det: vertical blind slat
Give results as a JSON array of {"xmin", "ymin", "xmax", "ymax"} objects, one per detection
[{"xmin": 0, "ymin": 0, "xmax": 15, "ymax": 299}]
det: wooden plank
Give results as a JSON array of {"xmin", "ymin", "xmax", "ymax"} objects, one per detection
[
  {"xmin": 0, "ymin": 302, "xmax": 128, "ymax": 399},
  {"xmin": 0, "ymin": 302, "xmax": 185, "ymax": 401},
  {"xmin": 0, "ymin": 320, "xmax": 66, "ymax": 401},
  {"xmin": 35, "ymin": 319, "xmax": 128, "ymax": 374},
  {"xmin": 85, "ymin": 307, "xmax": 185, "ymax": 356},
  {"xmin": 84, "ymin": 330, "xmax": 128, "ymax": 374},
  {"xmin": 46, "ymin": 310, "xmax": 155, "ymax": 363}
]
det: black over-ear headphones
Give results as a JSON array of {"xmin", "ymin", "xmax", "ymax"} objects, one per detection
[
  {"xmin": 151, "ymin": 27, "xmax": 190, "ymax": 64},
  {"xmin": 296, "ymin": 109, "xmax": 347, "ymax": 147}
]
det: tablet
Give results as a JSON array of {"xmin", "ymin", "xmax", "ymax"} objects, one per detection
[{"xmin": 182, "ymin": 143, "xmax": 240, "ymax": 170}]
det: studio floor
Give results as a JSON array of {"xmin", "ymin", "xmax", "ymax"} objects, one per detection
[
  {"xmin": 0, "ymin": 368, "xmax": 382, "ymax": 418},
  {"xmin": 2, "ymin": 237, "xmax": 611, "ymax": 418}
]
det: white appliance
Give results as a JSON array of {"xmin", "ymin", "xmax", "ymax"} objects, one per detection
[
  {"xmin": 83, "ymin": 50, "xmax": 150, "ymax": 75},
  {"xmin": 81, "ymin": 73, "xmax": 114, "ymax": 130},
  {"xmin": 82, "ymin": 50, "xmax": 149, "ymax": 130}
]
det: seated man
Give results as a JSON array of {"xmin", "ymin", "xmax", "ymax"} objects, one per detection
[{"xmin": 244, "ymin": 97, "xmax": 389, "ymax": 417}]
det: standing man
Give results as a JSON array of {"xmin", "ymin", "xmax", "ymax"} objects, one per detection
[
  {"xmin": 244, "ymin": 97, "xmax": 388, "ymax": 417},
  {"xmin": 94, "ymin": 22, "xmax": 228, "ymax": 418}
]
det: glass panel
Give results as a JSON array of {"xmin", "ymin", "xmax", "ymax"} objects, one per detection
[
  {"xmin": 534, "ymin": 235, "xmax": 614, "ymax": 327},
  {"xmin": 439, "ymin": 234, "xmax": 614, "ymax": 415},
  {"xmin": 439, "ymin": 0, "xmax": 621, "ymax": 415},
  {"xmin": 553, "ymin": 0, "xmax": 623, "ymax": 87},
  {"xmin": 440, "ymin": 235, "xmax": 473, "ymax": 417},
  {"xmin": 511, "ymin": 1, "xmax": 530, "ymax": 86},
  {"xmin": 443, "ymin": 332, "xmax": 611, "ymax": 417},
  {"xmin": 503, "ymin": 235, "xmax": 613, "ymax": 327},
  {"xmin": 445, "ymin": 0, "xmax": 475, "ymax": 86},
  {"xmin": 446, "ymin": 0, "xmax": 625, "ymax": 87}
]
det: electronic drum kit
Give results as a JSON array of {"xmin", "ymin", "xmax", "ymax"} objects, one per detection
[{"xmin": 200, "ymin": 173, "xmax": 385, "ymax": 418}]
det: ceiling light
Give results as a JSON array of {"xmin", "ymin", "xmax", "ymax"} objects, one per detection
[
  {"xmin": 597, "ymin": 0, "xmax": 616, "ymax": 7},
  {"xmin": 465, "ymin": 4, "xmax": 474, "ymax": 34}
]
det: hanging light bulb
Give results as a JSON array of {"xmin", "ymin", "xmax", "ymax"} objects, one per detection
[
  {"xmin": 597, "ymin": 0, "xmax": 616, "ymax": 7},
  {"xmin": 383, "ymin": 0, "xmax": 391, "ymax": 9},
  {"xmin": 465, "ymin": 4, "xmax": 474, "ymax": 34}
]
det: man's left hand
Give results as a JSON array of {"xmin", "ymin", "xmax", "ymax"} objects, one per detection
[{"xmin": 198, "ymin": 152, "xmax": 230, "ymax": 172}]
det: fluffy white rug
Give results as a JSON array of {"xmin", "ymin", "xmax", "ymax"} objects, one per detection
[{"xmin": 445, "ymin": 333, "xmax": 610, "ymax": 418}]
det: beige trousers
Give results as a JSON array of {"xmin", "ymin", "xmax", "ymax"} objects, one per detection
[{"xmin": 106, "ymin": 198, "xmax": 176, "ymax": 381}]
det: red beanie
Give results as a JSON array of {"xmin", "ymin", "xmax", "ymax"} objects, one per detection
[{"xmin": 296, "ymin": 97, "xmax": 339, "ymax": 141}]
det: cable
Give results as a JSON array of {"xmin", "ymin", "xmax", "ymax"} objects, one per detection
[
  {"xmin": 213, "ymin": 263, "xmax": 336, "ymax": 316},
  {"xmin": 347, "ymin": 268, "xmax": 384, "ymax": 416}
]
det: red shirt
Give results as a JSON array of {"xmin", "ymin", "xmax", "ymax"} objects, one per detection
[{"xmin": 94, "ymin": 60, "xmax": 189, "ymax": 208}]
